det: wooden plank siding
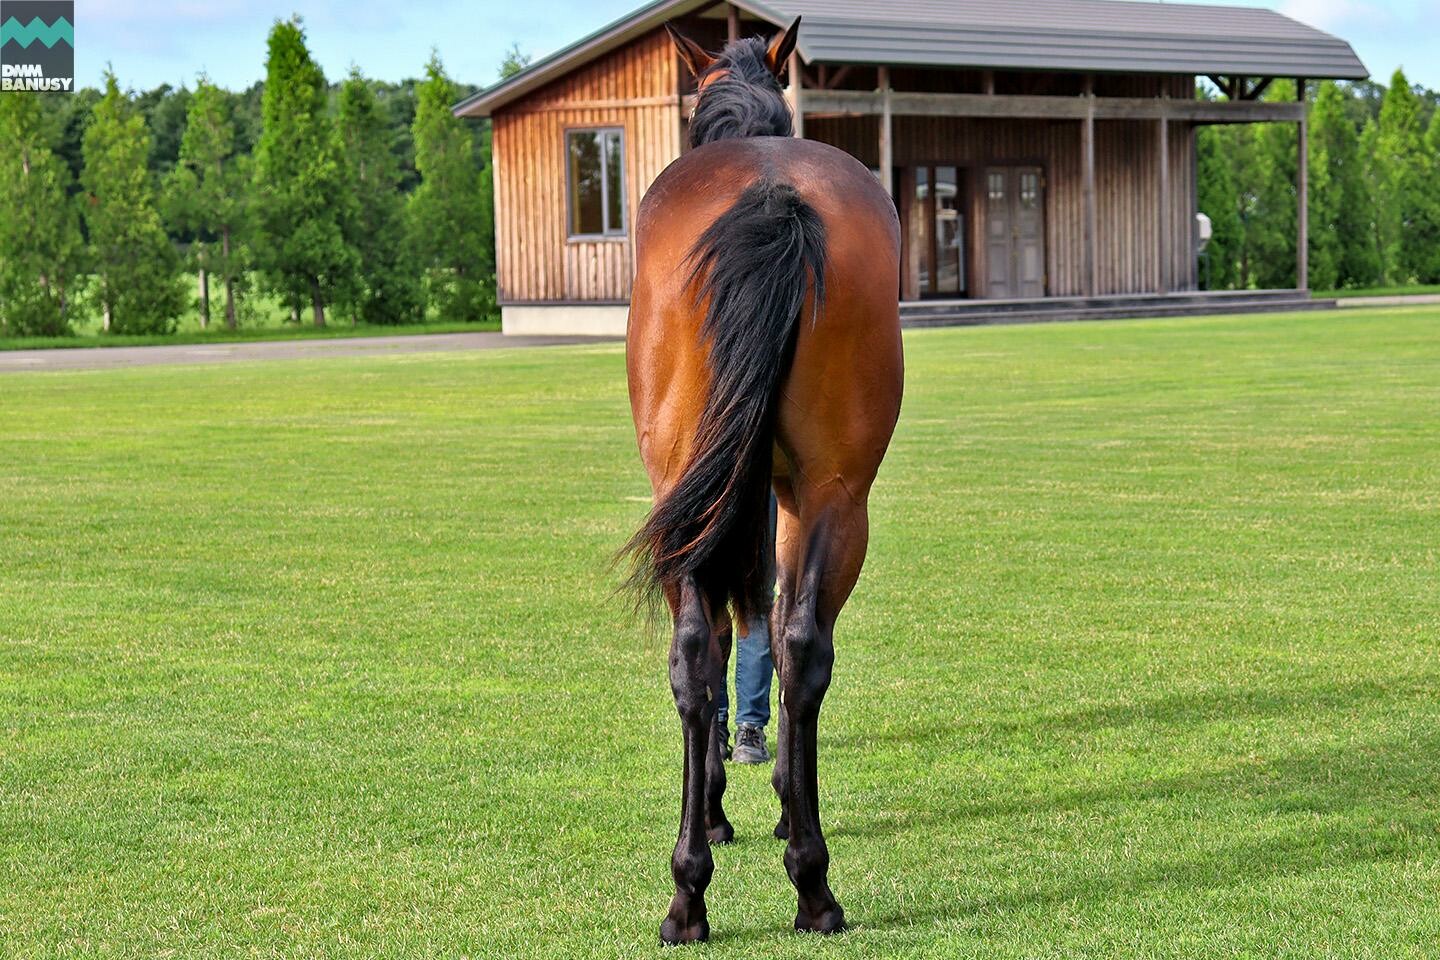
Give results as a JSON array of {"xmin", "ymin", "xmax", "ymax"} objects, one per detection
[
  {"xmin": 491, "ymin": 28, "xmax": 681, "ymax": 303},
  {"xmin": 492, "ymin": 28, "xmax": 1200, "ymax": 304},
  {"xmin": 805, "ymin": 113, "xmax": 1196, "ymax": 297}
]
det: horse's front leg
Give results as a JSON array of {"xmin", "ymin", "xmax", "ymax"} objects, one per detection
[{"xmin": 661, "ymin": 578, "xmax": 719, "ymax": 945}]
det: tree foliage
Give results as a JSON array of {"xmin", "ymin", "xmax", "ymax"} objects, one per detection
[
  {"xmin": 1198, "ymin": 75, "xmax": 1438, "ymax": 293},
  {"xmin": 82, "ymin": 72, "xmax": 186, "ymax": 335},
  {"xmin": 0, "ymin": 93, "xmax": 84, "ymax": 336},
  {"xmin": 408, "ymin": 54, "xmax": 495, "ymax": 323},
  {"xmin": 1374, "ymin": 70, "xmax": 1431, "ymax": 284},
  {"xmin": 251, "ymin": 17, "xmax": 357, "ymax": 327},
  {"xmin": 337, "ymin": 70, "xmax": 425, "ymax": 325},
  {"xmin": 164, "ymin": 77, "xmax": 250, "ymax": 329}
]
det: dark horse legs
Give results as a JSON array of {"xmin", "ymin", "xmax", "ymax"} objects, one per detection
[
  {"xmin": 706, "ymin": 622, "xmax": 734, "ymax": 844},
  {"xmin": 768, "ymin": 478, "xmax": 868, "ymax": 933},
  {"xmin": 661, "ymin": 577, "xmax": 729, "ymax": 945}
]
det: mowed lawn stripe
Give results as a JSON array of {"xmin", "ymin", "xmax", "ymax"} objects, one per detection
[{"xmin": 1, "ymin": 309, "xmax": 1437, "ymax": 958}]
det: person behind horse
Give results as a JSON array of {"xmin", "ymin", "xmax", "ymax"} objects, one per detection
[{"xmin": 716, "ymin": 494, "xmax": 777, "ymax": 764}]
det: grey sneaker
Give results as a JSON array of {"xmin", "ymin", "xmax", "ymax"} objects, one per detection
[{"xmin": 732, "ymin": 723, "xmax": 770, "ymax": 764}]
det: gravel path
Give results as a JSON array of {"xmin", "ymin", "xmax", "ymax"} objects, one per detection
[{"xmin": 0, "ymin": 331, "xmax": 619, "ymax": 373}]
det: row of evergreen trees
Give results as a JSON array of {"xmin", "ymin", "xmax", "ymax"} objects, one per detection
[
  {"xmin": 0, "ymin": 17, "xmax": 496, "ymax": 337},
  {"xmin": 1198, "ymin": 70, "xmax": 1440, "ymax": 293}
]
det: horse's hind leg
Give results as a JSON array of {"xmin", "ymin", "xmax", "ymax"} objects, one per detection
[
  {"xmin": 705, "ymin": 614, "xmax": 734, "ymax": 844},
  {"xmin": 770, "ymin": 474, "xmax": 799, "ymax": 842},
  {"xmin": 661, "ymin": 577, "xmax": 723, "ymax": 945},
  {"xmin": 777, "ymin": 488, "xmax": 870, "ymax": 934}
]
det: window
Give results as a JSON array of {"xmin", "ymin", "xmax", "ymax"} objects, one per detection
[{"xmin": 566, "ymin": 128, "xmax": 625, "ymax": 237}]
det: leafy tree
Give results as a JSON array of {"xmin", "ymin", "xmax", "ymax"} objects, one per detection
[
  {"xmin": 1416, "ymin": 109, "xmax": 1440, "ymax": 283},
  {"xmin": 1309, "ymin": 82, "xmax": 1381, "ymax": 289},
  {"xmin": 137, "ymin": 83, "xmax": 193, "ymax": 176},
  {"xmin": 0, "ymin": 93, "xmax": 84, "ymax": 336},
  {"xmin": 336, "ymin": 70, "xmax": 425, "ymax": 324},
  {"xmin": 409, "ymin": 54, "xmax": 495, "ymax": 323},
  {"xmin": 82, "ymin": 72, "xmax": 186, "ymax": 334},
  {"xmin": 499, "ymin": 43, "xmax": 532, "ymax": 80},
  {"xmin": 1196, "ymin": 123, "xmax": 1243, "ymax": 290},
  {"xmin": 251, "ymin": 17, "xmax": 357, "ymax": 327},
  {"xmin": 164, "ymin": 77, "xmax": 250, "ymax": 329},
  {"xmin": 1247, "ymin": 80, "xmax": 1300, "ymax": 290},
  {"xmin": 1374, "ymin": 69, "xmax": 1429, "ymax": 283}
]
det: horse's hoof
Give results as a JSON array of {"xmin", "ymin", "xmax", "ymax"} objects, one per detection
[
  {"xmin": 706, "ymin": 821, "xmax": 734, "ymax": 844},
  {"xmin": 773, "ymin": 819, "xmax": 789, "ymax": 840},
  {"xmin": 660, "ymin": 915, "xmax": 710, "ymax": 945},
  {"xmin": 795, "ymin": 904, "xmax": 845, "ymax": 935}
]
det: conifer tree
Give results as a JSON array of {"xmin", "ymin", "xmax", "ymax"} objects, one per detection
[
  {"xmin": 164, "ymin": 77, "xmax": 249, "ymax": 329},
  {"xmin": 0, "ymin": 92, "xmax": 83, "ymax": 336},
  {"xmin": 82, "ymin": 72, "xmax": 186, "ymax": 334},
  {"xmin": 1250, "ymin": 80, "xmax": 1299, "ymax": 290},
  {"xmin": 1196, "ymin": 123, "xmax": 1243, "ymax": 290},
  {"xmin": 1416, "ymin": 109, "xmax": 1440, "ymax": 283},
  {"xmin": 1374, "ymin": 70, "xmax": 1428, "ymax": 283},
  {"xmin": 337, "ymin": 70, "xmax": 424, "ymax": 325},
  {"xmin": 409, "ymin": 54, "xmax": 495, "ymax": 323},
  {"xmin": 1309, "ymin": 82, "xmax": 1382, "ymax": 289},
  {"xmin": 251, "ymin": 17, "xmax": 356, "ymax": 327}
]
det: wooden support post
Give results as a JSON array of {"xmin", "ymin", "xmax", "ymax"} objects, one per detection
[
  {"xmin": 788, "ymin": 51, "xmax": 804, "ymax": 138},
  {"xmin": 1082, "ymin": 75, "xmax": 1097, "ymax": 297},
  {"xmin": 1158, "ymin": 114, "xmax": 1170, "ymax": 295},
  {"xmin": 727, "ymin": 4, "xmax": 739, "ymax": 43},
  {"xmin": 982, "ymin": 70, "xmax": 995, "ymax": 95},
  {"xmin": 878, "ymin": 66, "xmax": 893, "ymax": 197},
  {"xmin": 1297, "ymin": 78, "xmax": 1309, "ymax": 291}
]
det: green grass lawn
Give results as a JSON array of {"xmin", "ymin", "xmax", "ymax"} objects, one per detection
[{"xmin": 2, "ymin": 307, "xmax": 1438, "ymax": 958}]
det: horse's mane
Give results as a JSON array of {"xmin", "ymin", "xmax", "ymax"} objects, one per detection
[{"xmin": 688, "ymin": 38, "xmax": 793, "ymax": 147}]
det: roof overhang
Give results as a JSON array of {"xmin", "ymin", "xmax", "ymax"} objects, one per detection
[
  {"xmin": 453, "ymin": 0, "xmax": 786, "ymax": 118},
  {"xmin": 454, "ymin": 0, "xmax": 1367, "ymax": 119}
]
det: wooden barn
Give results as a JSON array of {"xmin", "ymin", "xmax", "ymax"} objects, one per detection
[{"xmin": 454, "ymin": 0, "xmax": 1367, "ymax": 335}]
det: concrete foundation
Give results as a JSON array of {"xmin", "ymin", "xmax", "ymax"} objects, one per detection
[{"xmin": 502, "ymin": 303, "xmax": 628, "ymax": 336}]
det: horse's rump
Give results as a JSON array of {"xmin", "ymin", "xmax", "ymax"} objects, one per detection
[{"xmin": 621, "ymin": 177, "xmax": 825, "ymax": 620}]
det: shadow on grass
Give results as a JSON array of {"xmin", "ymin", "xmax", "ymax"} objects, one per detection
[{"xmin": 828, "ymin": 680, "xmax": 1439, "ymax": 931}]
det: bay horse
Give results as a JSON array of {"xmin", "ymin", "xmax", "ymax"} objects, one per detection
[{"xmin": 622, "ymin": 17, "xmax": 903, "ymax": 943}]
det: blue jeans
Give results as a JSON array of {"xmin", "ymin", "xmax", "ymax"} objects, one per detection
[
  {"xmin": 716, "ymin": 613, "xmax": 774, "ymax": 728},
  {"xmin": 716, "ymin": 494, "xmax": 777, "ymax": 729}
]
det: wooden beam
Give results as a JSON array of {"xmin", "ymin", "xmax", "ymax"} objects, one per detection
[
  {"xmin": 799, "ymin": 89, "xmax": 1306, "ymax": 124},
  {"xmin": 788, "ymin": 51, "xmax": 804, "ymax": 138},
  {"xmin": 727, "ymin": 4, "xmax": 740, "ymax": 43},
  {"xmin": 1082, "ymin": 80, "xmax": 1097, "ymax": 297},
  {"xmin": 982, "ymin": 70, "xmax": 995, "ymax": 95},
  {"xmin": 1243, "ymin": 77, "xmax": 1275, "ymax": 101},
  {"xmin": 877, "ymin": 67, "xmax": 894, "ymax": 198},
  {"xmin": 824, "ymin": 65, "xmax": 852, "ymax": 89},
  {"xmin": 1159, "ymin": 115, "xmax": 1170, "ymax": 295},
  {"xmin": 1297, "ymin": 78, "xmax": 1309, "ymax": 291}
]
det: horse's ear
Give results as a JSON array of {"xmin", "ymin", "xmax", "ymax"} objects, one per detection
[
  {"xmin": 763, "ymin": 17, "xmax": 801, "ymax": 78},
  {"xmin": 666, "ymin": 23, "xmax": 715, "ymax": 78}
]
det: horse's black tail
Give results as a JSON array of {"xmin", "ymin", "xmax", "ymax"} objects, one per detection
[{"xmin": 623, "ymin": 179, "xmax": 826, "ymax": 619}]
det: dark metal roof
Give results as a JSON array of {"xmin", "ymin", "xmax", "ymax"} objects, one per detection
[
  {"xmin": 455, "ymin": 0, "xmax": 1367, "ymax": 118},
  {"xmin": 780, "ymin": 0, "xmax": 1369, "ymax": 78}
]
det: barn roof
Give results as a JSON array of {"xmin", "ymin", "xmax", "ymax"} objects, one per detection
[{"xmin": 454, "ymin": 0, "xmax": 1368, "ymax": 118}]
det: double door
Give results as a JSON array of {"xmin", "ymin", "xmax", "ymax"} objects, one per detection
[
  {"xmin": 984, "ymin": 166, "xmax": 1046, "ymax": 300},
  {"xmin": 905, "ymin": 164, "xmax": 1046, "ymax": 300}
]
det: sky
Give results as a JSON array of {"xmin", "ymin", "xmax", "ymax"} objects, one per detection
[{"xmin": 75, "ymin": 0, "xmax": 1440, "ymax": 94}]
